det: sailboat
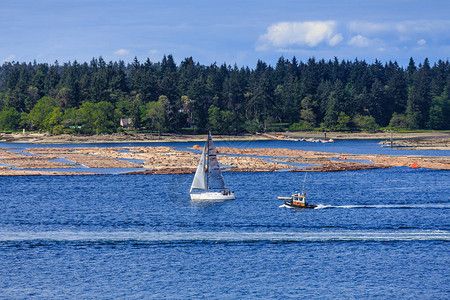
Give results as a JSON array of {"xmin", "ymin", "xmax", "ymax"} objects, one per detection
[
  {"xmin": 190, "ymin": 132, "xmax": 235, "ymax": 201},
  {"xmin": 278, "ymin": 173, "xmax": 316, "ymax": 208}
]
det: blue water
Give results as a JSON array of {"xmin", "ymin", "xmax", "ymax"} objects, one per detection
[
  {"xmin": 0, "ymin": 142, "xmax": 449, "ymax": 298},
  {"xmin": 1, "ymin": 139, "xmax": 450, "ymax": 156}
]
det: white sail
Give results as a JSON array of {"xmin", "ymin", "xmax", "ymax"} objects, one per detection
[
  {"xmin": 207, "ymin": 132, "xmax": 226, "ymax": 190},
  {"xmin": 190, "ymin": 132, "xmax": 234, "ymax": 201},
  {"xmin": 190, "ymin": 143, "xmax": 207, "ymax": 192}
]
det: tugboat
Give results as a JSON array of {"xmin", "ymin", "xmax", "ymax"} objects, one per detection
[
  {"xmin": 278, "ymin": 191, "xmax": 317, "ymax": 209},
  {"xmin": 278, "ymin": 173, "xmax": 317, "ymax": 209}
]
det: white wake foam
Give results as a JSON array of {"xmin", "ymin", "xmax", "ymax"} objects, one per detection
[
  {"xmin": 279, "ymin": 204, "xmax": 293, "ymax": 208},
  {"xmin": 314, "ymin": 204, "xmax": 450, "ymax": 209},
  {"xmin": 1, "ymin": 230, "xmax": 449, "ymax": 242}
]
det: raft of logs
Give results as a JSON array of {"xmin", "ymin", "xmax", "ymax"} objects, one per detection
[
  {"xmin": 380, "ymin": 138, "xmax": 450, "ymax": 150},
  {"xmin": 0, "ymin": 145, "xmax": 448, "ymax": 176}
]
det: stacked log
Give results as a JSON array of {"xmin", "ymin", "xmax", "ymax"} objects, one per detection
[
  {"xmin": 0, "ymin": 145, "xmax": 448, "ymax": 176},
  {"xmin": 28, "ymin": 147, "xmax": 141, "ymax": 168},
  {"xmin": 0, "ymin": 149, "xmax": 75, "ymax": 169}
]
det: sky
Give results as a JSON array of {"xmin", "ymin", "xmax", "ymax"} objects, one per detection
[{"xmin": 1, "ymin": 0, "xmax": 449, "ymax": 68}]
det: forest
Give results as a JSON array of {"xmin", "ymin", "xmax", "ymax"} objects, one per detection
[{"xmin": 0, "ymin": 55, "xmax": 449, "ymax": 134}]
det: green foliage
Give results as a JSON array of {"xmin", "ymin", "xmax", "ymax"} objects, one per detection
[
  {"xmin": 208, "ymin": 105, "xmax": 234, "ymax": 134},
  {"xmin": 406, "ymin": 59, "xmax": 432, "ymax": 128},
  {"xmin": 142, "ymin": 98, "xmax": 166, "ymax": 133},
  {"xmin": 289, "ymin": 121, "xmax": 315, "ymax": 131},
  {"xmin": 44, "ymin": 107, "xmax": 64, "ymax": 133},
  {"xmin": 63, "ymin": 107, "xmax": 82, "ymax": 133},
  {"xmin": 26, "ymin": 96, "xmax": 59, "ymax": 130},
  {"xmin": 115, "ymin": 93, "xmax": 144, "ymax": 129},
  {"xmin": 0, "ymin": 108, "xmax": 21, "ymax": 131},
  {"xmin": 300, "ymin": 96, "xmax": 317, "ymax": 126},
  {"xmin": 323, "ymin": 81, "xmax": 345, "ymax": 130},
  {"xmin": 244, "ymin": 119, "xmax": 262, "ymax": 134},
  {"xmin": 353, "ymin": 115, "xmax": 380, "ymax": 131},
  {"xmin": 0, "ymin": 56, "xmax": 448, "ymax": 134},
  {"xmin": 428, "ymin": 92, "xmax": 449, "ymax": 129},
  {"xmin": 428, "ymin": 105, "xmax": 445, "ymax": 129},
  {"xmin": 77, "ymin": 101, "xmax": 116, "ymax": 133},
  {"xmin": 336, "ymin": 112, "xmax": 352, "ymax": 131},
  {"xmin": 208, "ymin": 105, "xmax": 221, "ymax": 133},
  {"xmin": 19, "ymin": 112, "xmax": 28, "ymax": 129},
  {"xmin": 389, "ymin": 113, "xmax": 410, "ymax": 130},
  {"xmin": 92, "ymin": 101, "xmax": 116, "ymax": 133},
  {"xmin": 267, "ymin": 122, "xmax": 290, "ymax": 132},
  {"xmin": 78, "ymin": 102, "xmax": 96, "ymax": 133}
]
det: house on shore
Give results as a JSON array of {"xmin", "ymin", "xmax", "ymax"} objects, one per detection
[{"xmin": 120, "ymin": 118, "xmax": 132, "ymax": 128}]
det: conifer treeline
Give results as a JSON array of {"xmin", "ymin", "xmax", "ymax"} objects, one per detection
[{"xmin": 0, "ymin": 56, "xmax": 448, "ymax": 134}]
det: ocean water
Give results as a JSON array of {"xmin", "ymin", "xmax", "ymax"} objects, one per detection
[
  {"xmin": 2, "ymin": 138, "xmax": 450, "ymax": 157},
  {"xmin": 0, "ymin": 141, "xmax": 449, "ymax": 298}
]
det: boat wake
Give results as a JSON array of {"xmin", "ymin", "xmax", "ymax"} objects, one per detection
[
  {"xmin": 314, "ymin": 204, "xmax": 450, "ymax": 209},
  {"xmin": 1, "ymin": 230, "xmax": 449, "ymax": 243},
  {"xmin": 279, "ymin": 204, "xmax": 291, "ymax": 208}
]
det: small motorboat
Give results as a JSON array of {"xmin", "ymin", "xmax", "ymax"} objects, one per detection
[
  {"xmin": 278, "ymin": 173, "xmax": 316, "ymax": 209},
  {"xmin": 278, "ymin": 192, "xmax": 317, "ymax": 209}
]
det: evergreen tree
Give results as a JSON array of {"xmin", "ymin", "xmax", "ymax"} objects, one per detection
[
  {"xmin": 406, "ymin": 59, "xmax": 432, "ymax": 128},
  {"xmin": 323, "ymin": 80, "xmax": 345, "ymax": 130},
  {"xmin": 300, "ymin": 96, "xmax": 317, "ymax": 126},
  {"xmin": 0, "ymin": 56, "xmax": 448, "ymax": 133}
]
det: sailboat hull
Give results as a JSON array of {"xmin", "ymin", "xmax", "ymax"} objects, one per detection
[{"xmin": 190, "ymin": 192, "xmax": 235, "ymax": 201}]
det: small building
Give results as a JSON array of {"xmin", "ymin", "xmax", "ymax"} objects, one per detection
[{"xmin": 120, "ymin": 118, "xmax": 132, "ymax": 128}]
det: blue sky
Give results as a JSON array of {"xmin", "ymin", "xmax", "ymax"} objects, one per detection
[{"xmin": 1, "ymin": 0, "xmax": 449, "ymax": 67}]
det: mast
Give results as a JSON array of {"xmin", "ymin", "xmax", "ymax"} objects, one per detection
[
  {"xmin": 301, "ymin": 172, "xmax": 307, "ymax": 194},
  {"xmin": 390, "ymin": 129, "xmax": 393, "ymax": 148},
  {"xmin": 206, "ymin": 132, "xmax": 209, "ymax": 192}
]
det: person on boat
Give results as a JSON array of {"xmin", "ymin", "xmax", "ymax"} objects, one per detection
[{"xmin": 300, "ymin": 192, "xmax": 306, "ymax": 204}]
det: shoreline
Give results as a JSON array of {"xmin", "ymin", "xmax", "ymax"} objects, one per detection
[{"xmin": 1, "ymin": 131, "xmax": 449, "ymax": 144}]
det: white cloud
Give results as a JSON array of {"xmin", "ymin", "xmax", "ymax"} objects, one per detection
[
  {"xmin": 114, "ymin": 49, "xmax": 130, "ymax": 55},
  {"xmin": 1, "ymin": 54, "xmax": 16, "ymax": 63},
  {"xmin": 348, "ymin": 22, "xmax": 390, "ymax": 34},
  {"xmin": 259, "ymin": 21, "xmax": 343, "ymax": 48},
  {"xmin": 348, "ymin": 35, "xmax": 371, "ymax": 47},
  {"xmin": 256, "ymin": 19, "xmax": 449, "ymax": 56},
  {"xmin": 349, "ymin": 20, "xmax": 450, "ymax": 36},
  {"xmin": 417, "ymin": 39, "xmax": 426, "ymax": 45},
  {"xmin": 346, "ymin": 21, "xmax": 450, "ymax": 49},
  {"xmin": 395, "ymin": 21, "xmax": 438, "ymax": 34},
  {"xmin": 329, "ymin": 33, "xmax": 343, "ymax": 46}
]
